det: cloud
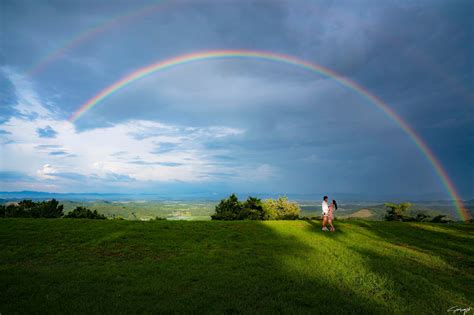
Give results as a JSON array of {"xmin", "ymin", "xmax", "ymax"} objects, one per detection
[
  {"xmin": 48, "ymin": 150, "xmax": 68, "ymax": 156},
  {"xmin": 1, "ymin": 1, "xmax": 472, "ymax": 198},
  {"xmin": 0, "ymin": 171, "xmax": 33, "ymax": 182},
  {"xmin": 0, "ymin": 69, "xmax": 256, "ymax": 190},
  {"xmin": 127, "ymin": 160, "xmax": 184, "ymax": 167},
  {"xmin": 157, "ymin": 162, "xmax": 183, "ymax": 167},
  {"xmin": 37, "ymin": 125, "xmax": 58, "ymax": 138}
]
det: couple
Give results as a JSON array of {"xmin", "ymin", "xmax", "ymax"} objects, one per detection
[{"xmin": 321, "ymin": 196, "xmax": 337, "ymax": 232}]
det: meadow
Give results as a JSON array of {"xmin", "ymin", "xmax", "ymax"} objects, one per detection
[
  {"xmin": 54, "ymin": 199, "xmax": 466, "ymax": 221},
  {"xmin": 1, "ymin": 218, "xmax": 472, "ymax": 314}
]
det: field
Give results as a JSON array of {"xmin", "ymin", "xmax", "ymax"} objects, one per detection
[
  {"xmin": 1, "ymin": 219, "xmax": 472, "ymax": 314},
  {"xmin": 36, "ymin": 199, "xmax": 469, "ymax": 221}
]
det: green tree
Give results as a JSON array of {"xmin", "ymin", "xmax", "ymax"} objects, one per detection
[
  {"xmin": 35, "ymin": 199, "xmax": 64, "ymax": 218},
  {"xmin": 240, "ymin": 197, "xmax": 265, "ymax": 220},
  {"xmin": 415, "ymin": 213, "xmax": 429, "ymax": 222},
  {"xmin": 211, "ymin": 194, "xmax": 243, "ymax": 220},
  {"xmin": 65, "ymin": 206, "xmax": 106, "ymax": 219},
  {"xmin": 262, "ymin": 197, "xmax": 301, "ymax": 220},
  {"xmin": 431, "ymin": 215, "xmax": 450, "ymax": 223},
  {"xmin": 2, "ymin": 199, "xmax": 64, "ymax": 218},
  {"xmin": 212, "ymin": 194, "xmax": 301, "ymax": 220},
  {"xmin": 384, "ymin": 202, "xmax": 412, "ymax": 221}
]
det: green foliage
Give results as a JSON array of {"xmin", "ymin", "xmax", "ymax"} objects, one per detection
[
  {"xmin": 415, "ymin": 213, "xmax": 429, "ymax": 222},
  {"xmin": 211, "ymin": 193, "xmax": 242, "ymax": 220},
  {"xmin": 262, "ymin": 196, "xmax": 301, "ymax": 220},
  {"xmin": 431, "ymin": 215, "xmax": 451, "ymax": 223},
  {"xmin": 211, "ymin": 194, "xmax": 267, "ymax": 220},
  {"xmin": 384, "ymin": 202, "xmax": 412, "ymax": 221},
  {"xmin": 211, "ymin": 194, "xmax": 301, "ymax": 220},
  {"xmin": 0, "ymin": 199, "xmax": 64, "ymax": 218},
  {"xmin": 240, "ymin": 197, "xmax": 265, "ymax": 220},
  {"xmin": 65, "ymin": 206, "xmax": 106, "ymax": 219},
  {"xmin": 151, "ymin": 216, "xmax": 167, "ymax": 221}
]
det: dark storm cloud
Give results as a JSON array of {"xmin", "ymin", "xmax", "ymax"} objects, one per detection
[
  {"xmin": 0, "ymin": 70, "xmax": 18, "ymax": 123},
  {"xmin": 1, "ymin": 0, "xmax": 472, "ymax": 197}
]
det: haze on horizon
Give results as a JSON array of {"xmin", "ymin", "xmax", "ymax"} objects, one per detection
[{"xmin": 0, "ymin": 0, "xmax": 473, "ymax": 200}]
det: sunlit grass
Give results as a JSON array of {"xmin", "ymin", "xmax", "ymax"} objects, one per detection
[{"xmin": 0, "ymin": 219, "xmax": 472, "ymax": 313}]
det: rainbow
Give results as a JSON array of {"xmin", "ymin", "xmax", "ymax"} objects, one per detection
[
  {"xmin": 70, "ymin": 50, "xmax": 469, "ymax": 220},
  {"xmin": 27, "ymin": 1, "xmax": 170, "ymax": 76}
]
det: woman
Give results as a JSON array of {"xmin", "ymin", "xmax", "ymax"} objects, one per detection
[{"xmin": 328, "ymin": 199, "xmax": 337, "ymax": 232}]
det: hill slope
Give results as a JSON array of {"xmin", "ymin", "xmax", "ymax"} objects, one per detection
[{"xmin": 0, "ymin": 219, "xmax": 472, "ymax": 313}]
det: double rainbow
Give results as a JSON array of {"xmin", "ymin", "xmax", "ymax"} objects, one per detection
[
  {"xmin": 27, "ymin": 1, "xmax": 170, "ymax": 76},
  {"xmin": 69, "ymin": 50, "xmax": 469, "ymax": 220}
]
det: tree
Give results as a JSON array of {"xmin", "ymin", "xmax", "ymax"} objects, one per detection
[
  {"xmin": 384, "ymin": 202, "xmax": 412, "ymax": 221},
  {"xmin": 35, "ymin": 199, "xmax": 64, "ymax": 218},
  {"xmin": 240, "ymin": 197, "xmax": 265, "ymax": 220},
  {"xmin": 65, "ymin": 206, "xmax": 106, "ymax": 219},
  {"xmin": 262, "ymin": 197, "xmax": 301, "ymax": 220},
  {"xmin": 211, "ymin": 194, "xmax": 243, "ymax": 220},
  {"xmin": 415, "ymin": 213, "xmax": 429, "ymax": 222},
  {"xmin": 1, "ymin": 199, "xmax": 64, "ymax": 218},
  {"xmin": 211, "ymin": 194, "xmax": 301, "ymax": 220},
  {"xmin": 431, "ymin": 215, "xmax": 450, "ymax": 223}
]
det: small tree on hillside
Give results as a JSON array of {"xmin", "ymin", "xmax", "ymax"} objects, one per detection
[
  {"xmin": 35, "ymin": 199, "xmax": 64, "ymax": 218},
  {"xmin": 262, "ymin": 197, "xmax": 301, "ymax": 220},
  {"xmin": 65, "ymin": 206, "xmax": 106, "ymax": 219},
  {"xmin": 431, "ymin": 215, "xmax": 450, "ymax": 223},
  {"xmin": 384, "ymin": 202, "xmax": 412, "ymax": 221},
  {"xmin": 211, "ymin": 194, "xmax": 243, "ymax": 220},
  {"xmin": 240, "ymin": 197, "xmax": 265, "ymax": 220}
]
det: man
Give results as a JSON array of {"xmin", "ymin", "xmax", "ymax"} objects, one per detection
[{"xmin": 321, "ymin": 196, "xmax": 329, "ymax": 231}]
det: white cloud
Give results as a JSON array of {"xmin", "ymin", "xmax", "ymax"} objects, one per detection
[{"xmin": 0, "ymin": 69, "xmax": 258, "ymax": 191}]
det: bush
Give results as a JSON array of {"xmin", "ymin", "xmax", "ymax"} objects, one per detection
[
  {"xmin": 211, "ymin": 194, "xmax": 300, "ymax": 220},
  {"xmin": 415, "ymin": 213, "xmax": 429, "ymax": 222},
  {"xmin": 211, "ymin": 194, "xmax": 243, "ymax": 220},
  {"xmin": 212, "ymin": 194, "xmax": 266, "ymax": 220},
  {"xmin": 431, "ymin": 215, "xmax": 451, "ymax": 223},
  {"xmin": 65, "ymin": 206, "xmax": 106, "ymax": 219},
  {"xmin": 0, "ymin": 199, "xmax": 64, "ymax": 218},
  {"xmin": 262, "ymin": 197, "xmax": 301, "ymax": 220},
  {"xmin": 384, "ymin": 202, "xmax": 412, "ymax": 221},
  {"xmin": 151, "ymin": 216, "xmax": 167, "ymax": 221}
]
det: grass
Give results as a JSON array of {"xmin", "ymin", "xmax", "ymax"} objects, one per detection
[{"xmin": 0, "ymin": 219, "xmax": 472, "ymax": 314}]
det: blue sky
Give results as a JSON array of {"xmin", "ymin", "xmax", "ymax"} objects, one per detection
[{"xmin": 0, "ymin": 0, "xmax": 472, "ymax": 198}]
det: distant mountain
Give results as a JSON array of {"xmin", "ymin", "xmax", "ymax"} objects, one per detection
[{"xmin": 0, "ymin": 190, "xmax": 471, "ymax": 203}]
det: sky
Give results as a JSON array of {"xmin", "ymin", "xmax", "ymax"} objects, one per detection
[{"xmin": 0, "ymin": 0, "xmax": 473, "ymax": 199}]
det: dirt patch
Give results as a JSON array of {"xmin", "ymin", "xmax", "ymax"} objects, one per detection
[{"xmin": 349, "ymin": 209, "xmax": 374, "ymax": 218}]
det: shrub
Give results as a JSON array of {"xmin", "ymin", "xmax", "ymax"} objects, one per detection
[
  {"xmin": 211, "ymin": 194, "xmax": 301, "ymax": 220},
  {"xmin": 65, "ymin": 206, "xmax": 106, "ymax": 219},
  {"xmin": 240, "ymin": 197, "xmax": 265, "ymax": 220},
  {"xmin": 431, "ymin": 215, "xmax": 451, "ymax": 223},
  {"xmin": 151, "ymin": 216, "xmax": 167, "ymax": 221},
  {"xmin": 211, "ymin": 194, "xmax": 243, "ymax": 220},
  {"xmin": 384, "ymin": 202, "xmax": 412, "ymax": 221},
  {"xmin": 1, "ymin": 199, "xmax": 64, "ymax": 218},
  {"xmin": 415, "ymin": 213, "xmax": 429, "ymax": 222},
  {"xmin": 262, "ymin": 196, "xmax": 301, "ymax": 220}
]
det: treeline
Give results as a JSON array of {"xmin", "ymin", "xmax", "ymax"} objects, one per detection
[
  {"xmin": 384, "ymin": 202, "xmax": 454, "ymax": 223},
  {"xmin": 0, "ymin": 200, "xmax": 105, "ymax": 219},
  {"xmin": 211, "ymin": 194, "xmax": 301, "ymax": 220}
]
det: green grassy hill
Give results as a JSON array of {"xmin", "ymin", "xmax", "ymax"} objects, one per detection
[{"xmin": 1, "ymin": 219, "xmax": 472, "ymax": 314}]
